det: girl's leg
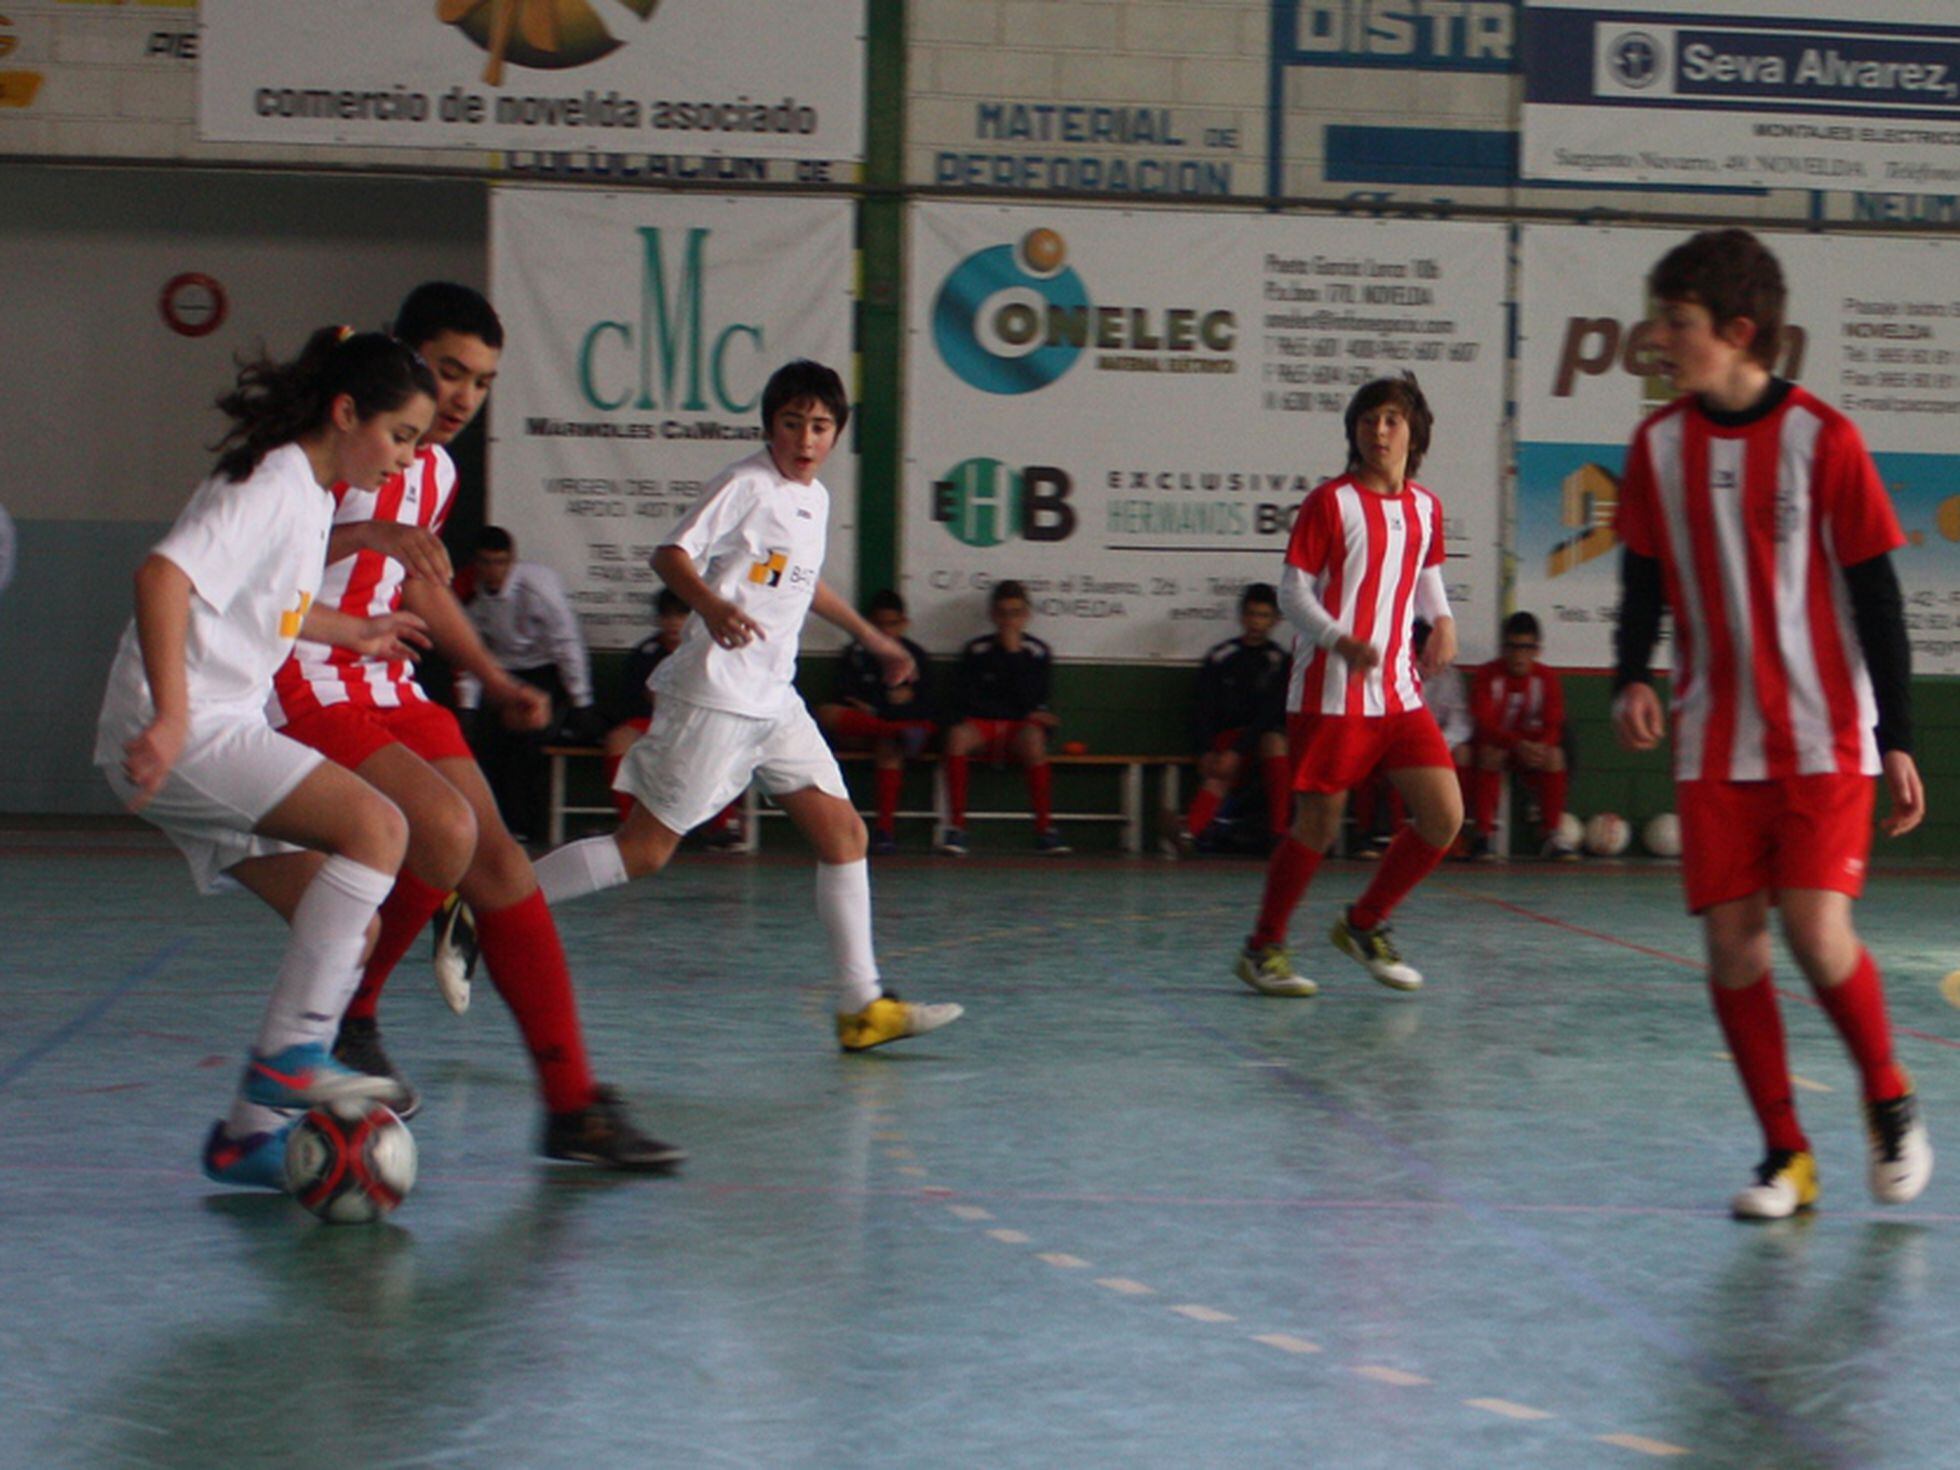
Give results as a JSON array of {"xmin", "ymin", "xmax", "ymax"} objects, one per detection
[{"xmin": 1348, "ymin": 763, "xmax": 1461, "ymax": 931}]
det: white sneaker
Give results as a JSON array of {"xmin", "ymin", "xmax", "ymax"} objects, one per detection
[
  {"xmin": 837, "ymin": 994, "xmax": 965, "ymax": 1051},
  {"xmin": 1234, "ymin": 944, "xmax": 1318, "ymax": 998},
  {"xmin": 1732, "ymin": 1149, "xmax": 1818, "ymax": 1220},
  {"xmin": 1330, "ymin": 914, "xmax": 1423, "ymax": 991},
  {"xmin": 432, "ymin": 893, "xmax": 477, "ymax": 1015},
  {"xmin": 1866, "ymin": 1089, "xmax": 1933, "ymax": 1205}
]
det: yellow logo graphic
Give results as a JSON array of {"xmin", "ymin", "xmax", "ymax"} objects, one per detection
[
  {"xmin": 748, "ymin": 551, "xmax": 787, "ymax": 588},
  {"xmin": 279, "ymin": 591, "xmax": 315, "ymax": 640},
  {"xmin": 439, "ymin": 0, "xmax": 657, "ymax": 86},
  {"xmin": 1545, "ymin": 464, "xmax": 1620, "ymax": 579}
]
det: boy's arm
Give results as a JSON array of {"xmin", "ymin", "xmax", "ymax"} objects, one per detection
[
  {"xmin": 1611, "ymin": 550, "xmax": 1667, "ymax": 750},
  {"xmin": 1279, "ymin": 565, "xmax": 1377, "ymax": 673},
  {"xmin": 1842, "ymin": 552, "xmax": 1924, "ymax": 835},
  {"xmin": 1026, "ymin": 641, "xmax": 1058, "ymax": 728},
  {"xmin": 1542, "ymin": 667, "xmax": 1567, "ymax": 746},
  {"xmin": 326, "ymin": 521, "xmax": 453, "ymax": 586},
  {"xmin": 652, "ymin": 544, "xmax": 764, "ymax": 651},
  {"xmin": 296, "ymin": 603, "xmax": 432, "ymax": 664},
  {"xmin": 811, "ymin": 580, "xmax": 915, "ymax": 687},
  {"xmin": 122, "ymin": 555, "xmax": 195, "ymax": 805},
  {"xmin": 398, "ymin": 577, "xmax": 553, "ymax": 730},
  {"xmin": 529, "ymin": 568, "xmax": 597, "ymax": 714}
]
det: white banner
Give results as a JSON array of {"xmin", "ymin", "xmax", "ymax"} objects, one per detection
[
  {"xmin": 1522, "ymin": 1, "xmax": 1960, "ymax": 196},
  {"xmin": 1517, "ymin": 225, "xmax": 1960, "ymax": 673},
  {"xmin": 903, "ymin": 203, "xmax": 1506, "ymax": 664},
  {"xmin": 489, "ymin": 188, "xmax": 856, "ymax": 651},
  {"xmin": 199, "ymin": 0, "xmax": 863, "ymax": 161}
]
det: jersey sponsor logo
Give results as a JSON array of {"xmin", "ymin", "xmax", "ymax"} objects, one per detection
[
  {"xmin": 748, "ymin": 550, "xmax": 788, "ymax": 587},
  {"xmin": 279, "ymin": 590, "xmax": 315, "ymax": 640}
]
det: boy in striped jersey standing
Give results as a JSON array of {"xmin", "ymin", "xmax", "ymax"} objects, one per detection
[
  {"xmin": 1235, "ymin": 374, "xmax": 1464, "ymax": 998},
  {"xmin": 1612, "ymin": 229, "xmax": 1930, "ymax": 1220}
]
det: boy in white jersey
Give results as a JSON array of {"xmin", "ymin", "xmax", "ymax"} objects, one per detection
[
  {"xmin": 1234, "ymin": 374, "xmax": 1463, "ymax": 999},
  {"xmin": 96, "ymin": 329, "xmax": 433, "ymax": 1190},
  {"xmin": 534, "ymin": 360, "xmax": 963, "ymax": 1051},
  {"xmin": 1612, "ymin": 229, "xmax": 1929, "ymax": 1219},
  {"xmin": 270, "ymin": 283, "xmax": 680, "ymax": 1170}
]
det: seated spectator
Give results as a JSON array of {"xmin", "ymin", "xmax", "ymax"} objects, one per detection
[
  {"xmin": 939, "ymin": 580, "xmax": 1067, "ymax": 856},
  {"xmin": 1468, "ymin": 611, "xmax": 1574, "ymax": 860},
  {"xmin": 1170, "ymin": 582, "xmax": 1292, "ymax": 856},
  {"xmin": 815, "ymin": 589, "xmax": 936, "ymax": 856},
  {"xmin": 601, "ymin": 586, "xmax": 742, "ymax": 850},
  {"xmin": 457, "ymin": 526, "xmax": 602, "ymax": 842}
]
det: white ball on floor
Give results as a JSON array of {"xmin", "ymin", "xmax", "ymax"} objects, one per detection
[
  {"xmin": 1584, "ymin": 812, "xmax": 1631, "ymax": 857},
  {"xmin": 1642, "ymin": 812, "xmax": 1682, "ymax": 857},
  {"xmin": 1555, "ymin": 811, "xmax": 1584, "ymax": 849},
  {"xmin": 284, "ymin": 1100, "xmax": 417, "ymax": 1224}
]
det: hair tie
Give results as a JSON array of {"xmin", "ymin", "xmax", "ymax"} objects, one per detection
[{"xmin": 336, "ymin": 324, "xmax": 355, "ymax": 343}]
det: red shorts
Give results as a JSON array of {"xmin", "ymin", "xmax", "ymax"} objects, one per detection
[
  {"xmin": 1285, "ymin": 709, "xmax": 1453, "ymax": 794},
  {"xmin": 1678, "ymin": 774, "xmax": 1875, "ymax": 913},
  {"xmin": 280, "ymin": 700, "xmax": 474, "ymax": 771},
  {"xmin": 965, "ymin": 717, "xmax": 1037, "ymax": 764}
]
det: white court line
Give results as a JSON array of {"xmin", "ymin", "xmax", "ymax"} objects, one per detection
[
  {"xmin": 987, "ymin": 1228, "xmax": 1032, "ymax": 1244},
  {"xmin": 947, "ymin": 1204, "xmax": 993, "ymax": 1221},
  {"xmin": 1095, "ymin": 1277, "xmax": 1156, "ymax": 1296},
  {"xmin": 1596, "ymin": 1433, "xmax": 1689, "ymax": 1457},
  {"xmin": 1252, "ymin": 1333, "xmax": 1323, "ymax": 1355},
  {"xmin": 1353, "ymin": 1366, "xmax": 1431, "ymax": 1387},
  {"xmin": 896, "ymin": 1166, "xmax": 928, "ymax": 1178},
  {"xmin": 1466, "ymin": 1398, "xmax": 1555, "ymax": 1422},
  {"xmin": 1037, "ymin": 1253, "xmax": 1090, "ymax": 1268},
  {"xmin": 1170, "ymin": 1304, "xmax": 1237, "ymax": 1323}
]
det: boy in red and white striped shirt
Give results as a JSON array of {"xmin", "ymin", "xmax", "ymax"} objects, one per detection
[
  {"xmin": 1612, "ymin": 228, "xmax": 1929, "ymax": 1220},
  {"xmin": 1235, "ymin": 374, "xmax": 1464, "ymax": 998}
]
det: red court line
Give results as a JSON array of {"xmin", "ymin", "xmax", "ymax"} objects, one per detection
[{"xmin": 1457, "ymin": 887, "xmax": 1960, "ymax": 1051}]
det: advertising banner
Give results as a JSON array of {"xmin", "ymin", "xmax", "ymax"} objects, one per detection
[
  {"xmin": 904, "ymin": 202, "xmax": 1506, "ymax": 664},
  {"xmin": 199, "ymin": 0, "xmax": 863, "ymax": 161},
  {"xmin": 490, "ymin": 188, "xmax": 856, "ymax": 651},
  {"xmin": 1522, "ymin": 1, "xmax": 1960, "ymax": 196},
  {"xmin": 1517, "ymin": 225, "xmax": 1960, "ymax": 673}
]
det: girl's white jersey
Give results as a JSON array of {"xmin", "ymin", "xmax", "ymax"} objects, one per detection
[
  {"xmin": 651, "ymin": 449, "xmax": 828, "ymax": 718},
  {"xmin": 96, "ymin": 442, "xmax": 332, "ymax": 754},
  {"xmin": 269, "ymin": 444, "xmax": 456, "ymax": 722}
]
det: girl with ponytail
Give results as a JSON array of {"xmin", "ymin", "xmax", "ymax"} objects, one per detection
[{"xmin": 94, "ymin": 328, "xmax": 440, "ymax": 1192}]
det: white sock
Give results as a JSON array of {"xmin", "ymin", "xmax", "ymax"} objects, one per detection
[
  {"xmin": 251, "ymin": 855, "xmax": 395, "ymax": 1058},
  {"xmin": 533, "ymin": 835, "xmax": 629, "ymax": 906},
  {"xmin": 816, "ymin": 859, "xmax": 882, "ymax": 1012}
]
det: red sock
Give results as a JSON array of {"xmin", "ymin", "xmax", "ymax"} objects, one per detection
[
  {"xmin": 828, "ymin": 708, "xmax": 887, "ymax": 741},
  {"xmin": 874, "ymin": 766, "xmax": 902, "ymax": 833},
  {"xmin": 1348, "ymin": 828, "xmax": 1446, "ymax": 931},
  {"xmin": 1250, "ymin": 837, "xmax": 1323, "ymax": 949},
  {"xmin": 945, "ymin": 754, "xmax": 970, "ymax": 826},
  {"xmin": 1186, "ymin": 785, "xmax": 1224, "ymax": 839},
  {"xmin": 1711, "ymin": 975, "xmax": 1808, "ymax": 1152},
  {"xmin": 603, "ymin": 750, "xmax": 634, "ymax": 822},
  {"xmin": 474, "ymin": 889, "xmax": 597, "ymax": 1114},
  {"xmin": 1027, "ymin": 762, "xmax": 1053, "ymax": 831},
  {"xmin": 1263, "ymin": 756, "xmax": 1293, "ymax": 835},
  {"xmin": 1539, "ymin": 769, "xmax": 1569, "ymax": 832},
  {"xmin": 345, "ymin": 870, "xmax": 449, "ymax": 1022},
  {"xmin": 1814, "ymin": 949, "xmax": 1908, "ymax": 1102},
  {"xmin": 1471, "ymin": 766, "xmax": 1501, "ymax": 832}
]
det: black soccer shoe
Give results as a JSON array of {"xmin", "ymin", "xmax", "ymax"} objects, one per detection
[{"xmin": 543, "ymin": 1086, "xmax": 686, "ymax": 1172}]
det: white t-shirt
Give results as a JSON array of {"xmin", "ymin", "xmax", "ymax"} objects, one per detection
[
  {"xmin": 651, "ymin": 450, "xmax": 828, "ymax": 718},
  {"xmin": 458, "ymin": 559, "xmax": 593, "ymax": 709},
  {"xmin": 97, "ymin": 442, "xmax": 333, "ymax": 754}
]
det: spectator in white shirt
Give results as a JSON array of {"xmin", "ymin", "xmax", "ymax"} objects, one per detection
[{"xmin": 458, "ymin": 526, "xmax": 601, "ymax": 840}]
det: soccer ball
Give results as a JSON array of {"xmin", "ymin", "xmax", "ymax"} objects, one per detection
[
  {"xmin": 1555, "ymin": 811, "xmax": 1584, "ymax": 850},
  {"xmin": 284, "ymin": 1100, "xmax": 417, "ymax": 1224},
  {"xmin": 1584, "ymin": 812, "xmax": 1631, "ymax": 857},
  {"xmin": 1643, "ymin": 812, "xmax": 1682, "ymax": 858}
]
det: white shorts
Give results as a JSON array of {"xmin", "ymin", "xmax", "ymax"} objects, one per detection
[
  {"xmin": 613, "ymin": 694, "xmax": 848, "ymax": 834},
  {"xmin": 99, "ymin": 716, "xmax": 320, "ymax": 893}
]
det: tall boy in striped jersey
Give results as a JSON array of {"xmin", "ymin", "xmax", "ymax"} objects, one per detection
[
  {"xmin": 270, "ymin": 283, "xmax": 681, "ymax": 1170},
  {"xmin": 1612, "ymin": 229, "xmax": 1929, "ymax": 1220},
  {"xmin": 1235, "ymin": 375, "xmax": 1464, "ymax": 998}
]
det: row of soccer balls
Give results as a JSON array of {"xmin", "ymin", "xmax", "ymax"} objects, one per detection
[{"xmin": 1550, "ymin": 811, "xmax": 1682, "ymax": 859}]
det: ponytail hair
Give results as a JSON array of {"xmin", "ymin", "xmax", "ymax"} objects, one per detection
[{"xmin": 211, "ymin": 328, "xmax": 436, "ymax": 482}]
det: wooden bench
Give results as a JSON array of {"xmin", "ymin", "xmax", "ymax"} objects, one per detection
[{"xmin": 542, "ymin": 744, "xmax": 1194, "ymax": 853}]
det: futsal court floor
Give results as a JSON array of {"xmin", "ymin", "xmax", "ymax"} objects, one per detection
[{"xmin": 6, "ymin": 827, "xmax": 1960, "ymax": 1470}]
